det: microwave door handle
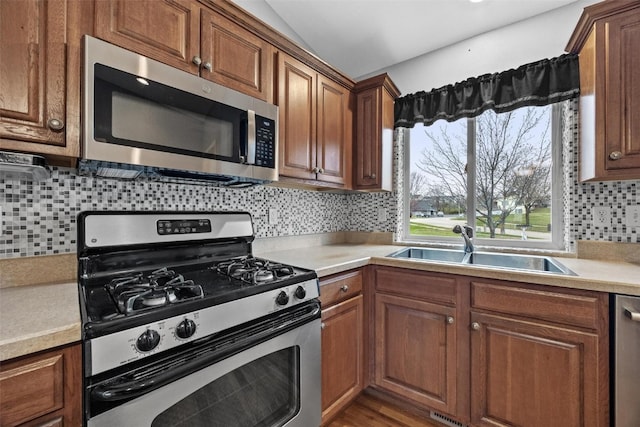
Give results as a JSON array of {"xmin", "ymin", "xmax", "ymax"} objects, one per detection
[{"xmin": 246, "ymin": 110, "xmax": 256, "ymax": 165}]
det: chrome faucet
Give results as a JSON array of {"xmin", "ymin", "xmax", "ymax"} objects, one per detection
[{"xmin": 452, "ymin": 225, "xmax": 474, "ymax": 254}]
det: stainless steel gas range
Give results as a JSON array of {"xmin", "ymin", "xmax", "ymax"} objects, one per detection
[{"xmin": 77, "ymin": 211, "xmax": 321, "ymax": 427}]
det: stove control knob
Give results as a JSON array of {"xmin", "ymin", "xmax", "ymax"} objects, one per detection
[
  {"xmin": 276, "ymin": 291, "xmax": 289, "ymax": 306},
  {"xmin": 176, "ymin": 319, "xmax": 197, "ymax": 339},
  {"xmin": 294, "ymin": 286, "xmax": 306, "ymax": 299},
  {"xmin": 136, "ymin": 329, "xmax": 160, "ymax": 352}
]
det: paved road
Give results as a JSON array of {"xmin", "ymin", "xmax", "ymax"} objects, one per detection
[{"xmin": 411, "ymin": 216, "xmax": 551, "ymax": 240}]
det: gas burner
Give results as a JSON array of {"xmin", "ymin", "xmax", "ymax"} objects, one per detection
[
  {"xmin": 215, "ymin": 257, "xmax": 296, "ymax": 285},
  {"xmin": 106, "ymin": 267, "xmax": 204, "ymax": 314}
]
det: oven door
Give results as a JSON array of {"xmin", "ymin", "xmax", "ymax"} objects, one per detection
[{"xmin": 87, "ymin": 307, "xmax": 321, "ymax": 427}]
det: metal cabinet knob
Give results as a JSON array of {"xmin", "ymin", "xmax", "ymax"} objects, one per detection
[
  {"xmin": 340, "ymin": 285, "xmax": 349, "ymax": 292},
  {"xmin": 609, "ymin": 151, "xmax": 623, "ymax": 160},
  {"xmin": 321, "ymin": 322, "xmax": 326, "ymax": 330},
  {"xmin": 47, "ymin": 118, "xmax": 64, "ymax": 131},
  {"xmin": 203, "ymin": 61, "xmax": 212, "ymax": 72},
  {"xmin": 312, "ymin": 166, "xmax": 319, "ymax": 173},
  {"xmin": 370, "ymin": 173, "xmax": 376, "ymax": 179},
  {"xmin": 446, "ymin": 316, "xmax": 455, "ymax": 324},
  {"xmin": 471, "ymin": 322, "xmax": 480, "ymax": 331},
  {"xmin": 318, "ymin": 168, "xmax": 324, "ymax": 174},
  {"xmin": 192, "ymin": 56, "xmax": 202, "ymax": 66}
]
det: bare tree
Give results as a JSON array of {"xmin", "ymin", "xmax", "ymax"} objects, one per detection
[
  {"xmin": 417, "ymin": 107, "xmax": 551, "ymax": 238},
  {"xmin": 409, "ymin": 171, "xmax": 428, "ymax": 215}
]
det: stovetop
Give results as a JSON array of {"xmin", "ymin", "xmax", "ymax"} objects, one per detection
[{"xmin": 80, "ymin": 255, "xmax": 316, "ymax": 337}]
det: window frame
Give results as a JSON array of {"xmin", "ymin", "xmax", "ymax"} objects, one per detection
[{"xmin": 402, "ymin": 103, "xmax": 565, "ymax": 251}]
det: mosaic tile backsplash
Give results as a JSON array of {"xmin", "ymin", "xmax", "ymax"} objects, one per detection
[{"xmin": 1, "ymin": 99, "xmax": 639, "ymax": 258}]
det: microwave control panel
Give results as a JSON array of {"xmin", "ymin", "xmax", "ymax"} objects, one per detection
[{"xmin": 255, "ymin": 117, "xmax": 275, "ymax": 168}]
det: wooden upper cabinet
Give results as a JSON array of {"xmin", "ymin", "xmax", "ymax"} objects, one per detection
[
  {"xmin": 200, "ymin": 10, "xmax": 273, "ymax": 102},
  {"xmin": 354, "ymin": 73, "xmax": 400, "ymax": 191},
  {"xmin": 316, "ymin": 74, "xmax": 351, "ymax": 185},
  {"xmin": 567, "ymin": 2, "xmax": 640, "ymax": 181},
  {"xmin": 94, "ymin": 0, "xmax": 201, "ymax": 74},
  {"xmin": 0, "ymin": 0, "xmax": 68, "ymax": 152},
  {"xmin": 94, "ymin": 0, "xmax": 274, "ymax": 102},
  {"xmin": 277, "ymin": 53, "xmax": 352, "ymax": 187},
  {"xmin": 278, "ymin": 53, "xmax": 317, "ymax": 181}
]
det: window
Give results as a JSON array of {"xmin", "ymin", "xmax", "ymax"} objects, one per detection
[{"xmin": 404, "ymin": 102, "xmax": 564, "ymax": 249}]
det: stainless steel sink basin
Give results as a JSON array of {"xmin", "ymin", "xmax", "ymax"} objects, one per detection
[
  {"xmin": 466, "ymin": 252, "xmax": 575, "ymax": 275},
  {"xmin": 388, "ymin": 247, "xmax": 575, "ymax": 275},
  {"xmin": 389, "ymin": 247, "xmax": 467, "ymax": 263}
]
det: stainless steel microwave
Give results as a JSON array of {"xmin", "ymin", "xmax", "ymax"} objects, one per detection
[{"xmin": 80, "ymin": 36, "xmax": 278, "ymax": 186}]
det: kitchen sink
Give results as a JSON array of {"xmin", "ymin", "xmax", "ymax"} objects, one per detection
[
  {"xmin": 466, "ymin": 252, "xmax": 575, "ymax": 275},
  {"xmin": 388, "ymin": 247, "xmax": 575, "ymax": 275},
  {"xmin": 389, "ymin": 247, "xmax": 467, "ymax": 263}
]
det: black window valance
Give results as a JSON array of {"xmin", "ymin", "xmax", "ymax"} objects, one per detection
[{"xmin": 394, "ymin": 53, "xmax": 580, "ymax": 128}]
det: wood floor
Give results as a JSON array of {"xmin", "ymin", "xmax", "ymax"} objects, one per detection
[{"xmin": 326, "ymin": 393, "xmax": 448, "ymax": 427}]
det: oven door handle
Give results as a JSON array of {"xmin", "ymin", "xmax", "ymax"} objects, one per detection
[
  {"xmin": 91, "ymin": 360, "xmax": 197, "ymax": 401},
  {"xmin": 91, "ymin": 302, "xmax": 321, "ymax": 402}
]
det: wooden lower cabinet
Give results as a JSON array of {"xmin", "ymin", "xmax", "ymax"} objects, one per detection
[
  {"xmin": 371, "ymin": 266, "xmax": 609, "ymax": 427},
  {"xmin": 321, "ymin": 295, "xmax": 364, "ymax": 424},
  {"xmin": 320, "ymin": 270, "xmax": 364, "ymax": 425},
  {"xmin": 0, "ymin": 343, "xmax": 82, "ymax": 427},
  {"xmin": 470, "ymin": 312, "xmax": 600, "ymax": 427},
  {"xmin": 374, "ymin": 293, "xmax": 457, "ymax": 415}
]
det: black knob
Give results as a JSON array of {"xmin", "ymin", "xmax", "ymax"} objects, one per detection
[
  {"xmin": 276, "ymin": 291, "xmax": 289, "ymax": 306},
  {"xmin": 294, "ymin": 286, "xmax": 306, "ymax": 299},
  {"xmin": 136, "ymin": 329, "xmax": 160, "ymax": 352},
  {"xmin": 176, "ymin": 319, "xmax": 196, "ymax": 339}
]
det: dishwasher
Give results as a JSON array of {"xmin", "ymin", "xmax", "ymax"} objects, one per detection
[{"xmin": 613, "ymin": 294, "xmax": 640, "ymax": 427}]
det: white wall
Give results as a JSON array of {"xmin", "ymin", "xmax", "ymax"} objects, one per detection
[
  {"xmin": 230, "ymin": 0, "xmax": 314, "ymax": 53},
  {"xmin": 362, "ymin": 0, "xmax": 599, "ymax": 95}
]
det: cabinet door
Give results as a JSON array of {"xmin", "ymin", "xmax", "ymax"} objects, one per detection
[
  {"xmin": 355, "ymin": 87, "xmax": 381, "ymax": 188},
  {"xmin": 0, "ymin": 344, "xmax": 82, "ymax": 427},
  {"xmin": 0, "ymin": 0, "xmax": 66, "ymax": 148},
  {"xmin": 316, "ymin": 75, "xmax": 350, "ymax": 186},
  {"xmin": 94, "ymin": 0, "xmax": 201, "ymax": 74},
  {"xmin": 601, "ymin": 9, "xmax": 640, "ymax": 175},
  {"xmin": 277, "ymin": 53, "xmax": 316, "ymax": 180},
  {"xmin": 470, "ymin": 312, "xmax": 601, "ymax": 427},
  {"xmin": 321, "ymin": 295, "xmax": 363, "ymax": 424},
  {"xmin": 200, "ymin": 10, "xmax": 273, "ymax": 102},
  {"xmin": 374, "ymin": 293, "xmax": 457, "ymax": 415}
]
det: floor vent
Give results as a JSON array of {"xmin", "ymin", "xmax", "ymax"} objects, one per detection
[{"xmin": 430, "ymin": 411, "xmax": 467, "ymax": 427}]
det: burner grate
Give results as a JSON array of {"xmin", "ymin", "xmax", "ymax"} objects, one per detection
[
  {"xmin": 215, "ymin": 257, "xmax": 296, "ymax": 285},
  {"xmin": 106, "ymin": 267, "xmax": 204, "ymax": 315}
]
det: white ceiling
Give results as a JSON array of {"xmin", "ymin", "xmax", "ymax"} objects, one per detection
[{"xmin": 256, "ymin": 0, "xmax": 581, "ymax": 78}]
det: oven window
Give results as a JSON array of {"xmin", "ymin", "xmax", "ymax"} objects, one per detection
[{"xmin": 151, "ymin": 347, "xmax": 300, "ymax": 427}]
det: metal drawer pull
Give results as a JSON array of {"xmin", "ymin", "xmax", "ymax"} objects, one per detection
[
  {"xmin": 340, "ymin": 285, "xmax": 349, "ymax": 292},
  {"xmin": 609, "ymin": 151, "xmax": 623, "ymax": 160},
  {"xmin": 624, "ymin": 308, "xmax": 640, "ymax": 322}
]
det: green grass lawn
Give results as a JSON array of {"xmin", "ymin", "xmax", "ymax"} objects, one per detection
[
  {"xmin": 409, "ymin": 222, "xmax": 522, "ymax": 239},
  {"xmin": 451, "ymin": 208, "xmax": 551, "ymax": 233}
]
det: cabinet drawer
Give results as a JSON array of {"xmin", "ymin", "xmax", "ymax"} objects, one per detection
[
  {"xmin": 0, "ymin": 353, "xmax": 64, "ymax": 426},
  {"xmin": 320, "ymin": 270, "xmax": 363, "ymax": 307},
  {"xmin": 471, "ymin": 280, "xmax": 602, "ymax": 330},
  {"xmin": 375, "ymin": 267, "xmax": 457, "ymax": 306}
]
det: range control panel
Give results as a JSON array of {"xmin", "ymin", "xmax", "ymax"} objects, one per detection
[{"xmin": 157, "ymin": 219, "xmax": 212, "ymax": 235}]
